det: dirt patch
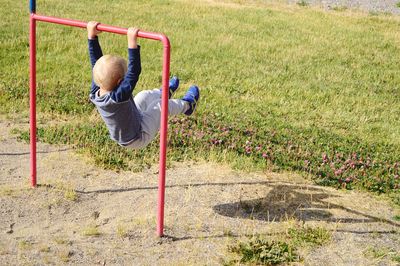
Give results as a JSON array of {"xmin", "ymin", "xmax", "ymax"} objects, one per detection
[{"xmin": 0, "ymin": 118, "xmax": 399, "ymax": 265}]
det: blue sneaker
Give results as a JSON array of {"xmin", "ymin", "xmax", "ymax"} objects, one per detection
[
  {"xmin": 182, "ymin": 85, "xmax": 200, "ymax": 116},
  {"xmin": 160, "ymin": 76, "xmax": 179, "ymax": 98}
]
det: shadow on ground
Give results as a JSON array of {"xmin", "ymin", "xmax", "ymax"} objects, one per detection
[
  {"xmin": 73, "ymin": 180, "xmax": 400, "ymax": 233},
  {"xmin": 213, "ymin": 183, "xmax": 400, "ymax": 230}
]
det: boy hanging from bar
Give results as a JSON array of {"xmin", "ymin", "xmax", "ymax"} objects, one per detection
[{"xmin": 87, "ymin": 21, "xmax": 200, "ymax": 149}]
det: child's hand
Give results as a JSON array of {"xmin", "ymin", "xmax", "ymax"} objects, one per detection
[
  {"xmin": 127, "ymin": 27, "xmax": 140, "ymax": 49},
  {"xmin": 87, "ymin": 21, "xmax": 101, "ymax": 39}
]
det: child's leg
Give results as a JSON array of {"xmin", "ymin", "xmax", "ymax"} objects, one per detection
[
  {"xmin": 126, "ymin": 99, "xmax": 187, "ymax": 149},
  {"xmin": 134, "ymin": 77, "xmax": 180, "ymax": 112},
  {"xmin": 134, "ymin": 89, "xmax": 161, "ymax": 112},
  {"xmin": 126, "ymin": 85, "xmax": 199, "ymax": 149}
]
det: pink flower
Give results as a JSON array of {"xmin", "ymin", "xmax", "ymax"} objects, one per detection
[
  {"xmin": 334, "ymin": 169, "xmax": 342, "ymax": 176},
  {"xmin": 322, "ymin": 153, "xmax": 328, "ymax": 163}
]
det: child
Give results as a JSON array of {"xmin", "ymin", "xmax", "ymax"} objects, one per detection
[{"xmin": 87, "ymin": 21, "xmax": 200, "ymax": 149}]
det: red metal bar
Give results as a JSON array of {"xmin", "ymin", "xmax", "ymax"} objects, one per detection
[
  {"xmin": 32, "ymin": 14, "xmax": 166, "ymax": 41},
  {"xmin": 157, "ymin": 39, "xmax": 170, "ymax": 237},
  {"xmin": 29, "ymin": 15, "xmax": 37, "ymax": 187},
  {"xmin": 29, "ymin": 13, "xmax": 170, "ymax": 236}
]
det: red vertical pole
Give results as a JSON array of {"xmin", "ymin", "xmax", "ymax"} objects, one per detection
[
  {"xmin": 29, "ymin": 14, "xmax": 37, "ymax": 187},
  {"xmin": 157, "ymin": 36, "xmax": 170, "ymax": 237}
]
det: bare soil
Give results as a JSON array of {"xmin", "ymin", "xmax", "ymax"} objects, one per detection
[{"xmin": 0, "ymin": 118, "xmax": 399, "ymax": 265}]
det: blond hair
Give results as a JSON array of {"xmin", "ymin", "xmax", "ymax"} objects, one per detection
[{"xmin": 93, "ymin": 55, "xmax": 127, "ymax": 91}]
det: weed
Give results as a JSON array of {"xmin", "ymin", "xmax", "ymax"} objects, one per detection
[
  {"xmin": 287, "ymin": 225, "xmax": 331, "ymax": 246},
  {"xmin": 0, "ymin": 244, "xmax": 8, "ymax": 255},
  {"xmin": 58, "ymin": 249, "xmax": 73, "ymax": 263},
  {"xmin": 227, "ymin": 223, "xmax": 331, "ymax": 264},
  {"xmin": 223, "ymin": 228, "xmax": 234, "ymax": 237},
  {"xmin": 297, "ymin": 0, "xmax": 308, "ymax": 7},
  {"xmin": 39, "ymin": 245, "xmax": 50, "ymax": 253},
  {"xmin": 64, "ymin": 188, "xmax": 78, "ymax": 201},
  {"xmin": 393, "ymin": 215, "xmax": 400, "ymax": 221},
  {"xmin": 53, "ymin": 236, "xmax": 69, "ymax": 245},
  {"xmin": 229, "ymin": 236, "xmax": 298, "ymax": 265},
  {"xmin": 116, "ymin": 224, "xmax": 128, "ymax": 238},
  {"xmin": 397, "ymin": 2, "xmax": 400, "ymax": 8},
  {"xmin": 18, "ymin": 240, "xmax": 33, "ymax": 250},
  {"xmin": 369, "ymin": 11, "xmax": 381, "ymax": 16},
  {"xmin": 82, "ymin": 224, "xmax": 101, "ymax": 237},
  {"xmin": 332, "ymin": 6, "xmax": 347, "ymax": 12},
  {"xmin": 0, "ymin": 186, "xmax": 15, "ymax": 197},
  {"xmin": 42, "ymin": 255, "xmax": 52, "ymax": 264},
  {"xmin": 49, "ymin": 181, "xmax": 79, "ymax": 201},
  {"xmin": 392, "ymin": 254, "xmax": 400, "ymax": 262},
  {"xmin": 364, "ymin": 246, "xmax": 400, "ymax": 262}
]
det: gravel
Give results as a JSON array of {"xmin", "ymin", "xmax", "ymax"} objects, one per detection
[{"xmin": 288, "ymin": 0, "xmax": 400, "ymax": 15}]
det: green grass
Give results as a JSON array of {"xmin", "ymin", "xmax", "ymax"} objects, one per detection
[{"xmin": 1, "ymin": 1, "xmax": 400, "ymax": 200}]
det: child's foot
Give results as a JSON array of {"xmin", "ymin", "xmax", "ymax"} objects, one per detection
[
  {"xmin": 160, "ymin": 76, "xmax": 179, "ymax": 98},
  {"xmin": 182, "ymin": 85, "xmax": 200, "ymax": 116}
]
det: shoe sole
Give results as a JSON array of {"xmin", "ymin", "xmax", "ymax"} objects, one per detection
[{"xmin": 184, "ymin": 86, "xmax": 200, "ymax": 116}]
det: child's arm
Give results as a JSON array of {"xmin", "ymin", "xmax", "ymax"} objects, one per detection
[
  {"xmin": 87, "ymin": 21, "xmax": 103, "ymax": 94},
  {"xmin": 111, "ymin": 27, "xmax": 141, "ymax": 102}
]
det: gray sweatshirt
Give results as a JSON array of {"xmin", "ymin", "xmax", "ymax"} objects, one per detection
[{"xmin": 88, "ymin": 37, "xmax": 142, "ymax": 145}]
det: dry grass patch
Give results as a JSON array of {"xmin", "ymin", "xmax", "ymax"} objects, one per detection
[
  {"xmin": 18, "ymin": 240, "xmax": 33, "ymax": 250},
  {"xmin": 38, "ymin": 245, "xmax": 51, "ymax": 253},
  {"xmin": 82, "ymin": 224, "xmax": 101, "ymax": 237}
]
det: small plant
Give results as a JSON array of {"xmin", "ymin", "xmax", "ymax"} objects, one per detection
[
  {"xmin": 332, "ymin": 6, "xmax": 347, "ymax": 12},
  {"xmin": 393, "ymin": 215, "xmax": 400, "ymax": 221},
  {"xmin": 297, "ymin": 0, "xmax": 308, "ymax": 7},
  {"xmin": 116, "ymin": 224, "xmax": 127, "ymax": 238},
  {"xmin": 364, "ymin": 246, "xmax": 400, "ymax": 262},
  {"xmin": 369, "ymin": 11, "xmax": 380, "ymax": 16},
  {"xmin": 223, "ymin": 228, "xmax": 234, "ymax": 237},
  {"xmin": 397, "ymin": 2, "xmax": 400, "ymax": 8},
  {"xmin": 39, "ymin": 245, "xmax": 50, "ymax": 253},
  {"xmin": 58, "ymin": 250, "xmax": 73, "ymax": 263},
  {"xmin": 64, "ymin": 188, "xmax": 78, "ymax": 201},
  {"xmin": 0, "ymin": 244, "xmax": 8, "ymax": 256},
  {"xmin": 227, "ymin": 223, "xmax": 331, "ymax": 265},
  {"xmin": 0, "ymin": 186, "xmax": 15, "ymax": 197},
  {"xmin": 18, "ymin": 240, "xmax": 33, "ymax": 250},
  {"xmin": 53, "ymin": 236, "xmax": 70, "ymax": 245},
  {"xmin": 82, "ymin": 224, "xmax": 101, "ymax": 237},
  {"xmin": 392, "ymin": 254, "xmax": 400, "ymax": 262},
  {"xmin": 288, "ymin": 225, "xmax": 331, "ymax": 246},
  {"xmin": 228, "ymin": 236, "xmax": 299, "ymax": 265}
]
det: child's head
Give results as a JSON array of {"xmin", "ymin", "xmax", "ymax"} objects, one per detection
[{"xmin": 93, "ymin": 55, "xmax": 127, "ymax": 91}]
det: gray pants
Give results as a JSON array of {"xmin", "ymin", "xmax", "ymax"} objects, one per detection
[{"xmin": 125, "ymin": 89, "xmax": 187, "ymax": 149}]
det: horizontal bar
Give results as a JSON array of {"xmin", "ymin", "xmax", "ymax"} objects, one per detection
[{"xmin": 31, "ymin": 14, "xmax": 170, "ymax": 46}]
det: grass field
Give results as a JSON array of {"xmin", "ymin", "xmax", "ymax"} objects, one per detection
[{"xmin": 1, "ymin": 0, "xmax": 399, "ymax": 202}]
